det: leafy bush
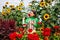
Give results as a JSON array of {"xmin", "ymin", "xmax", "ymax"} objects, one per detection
[{"xmin": 0, "ymin": 18, "xmax": 16, "ymax": 40}]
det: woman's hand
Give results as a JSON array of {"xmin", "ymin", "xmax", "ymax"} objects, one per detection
[
  {"xmin": 31, "ymin": 21, "xmax": 34, "ymax": 25},
  {"xmin": 23, "ymin": 24, "xmax": 27, "ymax": 27}
]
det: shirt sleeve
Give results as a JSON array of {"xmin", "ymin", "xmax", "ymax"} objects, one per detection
[
  {"xmin": 33, "ymin": 18, "xmax": 39, "ymax": 28},
  {"xmin": 25, "ymin": 18, "xmax": 30, "ymax": 24}
]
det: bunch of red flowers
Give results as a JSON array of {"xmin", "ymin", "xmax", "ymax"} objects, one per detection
[
  {"xmin": 27, "ymin": 33, "xmax": 40, "ymax": 40},
  {"xmin": 9, "ymin": 32, "xmax": 23, "ymax": 40},
  {"xmin": 42, "ymin": 28, "xmax": 51, "ymax": 36},
  {"xmin": 19, "ymin": 27, "xmax": 24, "ymax": 35},
  {"xmin": 54, "ymin": 25, "xmax": 60, "ymax": 30}
]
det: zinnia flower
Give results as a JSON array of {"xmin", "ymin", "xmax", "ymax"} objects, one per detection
[
  {"xmin": 28, "ymin": 29, "xmax": 33, "ymax": 33},
  {"xmin": 54, "ymin": 25, "xmax": 59, "ymax": 29},
  {"xmin": 19, "ymin": 27, "xmax": 24, "ymax": 32},
  {"xmin": 27, "ymin": 34, "xmax": 33, "ymax": 40},
  {"xmin": 17, "ymin": 34, "xmax": 23, "ymax": 38},
  {"xmin": 43, "ymin": 28, "xmax": 51, "ymax": 36},
  {"xmin": 9, "ymin": 32, "xmax": 17, "ymax": 40},
  {"xmin": 27, "ymin": 33, "xmax": 40, "ymax": 40}
]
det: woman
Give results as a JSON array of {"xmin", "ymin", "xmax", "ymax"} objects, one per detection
[{"xmin": 23, "ymin": 10, "xmax": 40, "ymax": 31}]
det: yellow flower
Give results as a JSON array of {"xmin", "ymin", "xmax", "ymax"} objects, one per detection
[
  {"xmin": 2, "ymin": 11, "xmax": 6, "ymax": 16},
  {"xmin": 43, "ymin": 14, "xmax": 50, "ymax": 20},
  {"xmin": 17, "ymin": 7, "xmax": 22, "ymax": 11},
  {"xmin": 5, "ymin": 2, "xmax": 9, "ymax": 5},
  {"xmin": 6, "ymin": 8, "xmax": 11, "ymax": 13},
  {"xmin": 16, "ymin": 6, "xmax": 19, "ymax": 8},
  {"xmin": 40, "ymin": 27, "xmax": 44, "ymax": 33},
  {"xmin": 40, "ymin": 2, "xmax": 46, "ymax": 7},
  {"xmin": 19, "ymin": 2, "xmax": 24, "ymax": 6},
  {"xmin": 10, "ymin": 5, "xmax": 14, "ymax": 8},
  {"xmin": 3, "ymin": 6, "xmax": 5, "ymax": 9},
  {"xmin": 40, "ymin": 27, "xmax": 44, "ymax": 31}
]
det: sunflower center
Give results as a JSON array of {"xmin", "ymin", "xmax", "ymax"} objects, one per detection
[
  {"xmin": 45, "ymin": 16, "xmax": 48, "ymax": 18},
  {"xmin": 21, "ymin": 4, "xmax": 22, "ymax": 5},
  {"xmin": 19, "ymin": 8, "xmax": 20, "ymax": 9},
  {"xmin": 42, "ymin": 3, "xmax": 44, "ymax": 5}
]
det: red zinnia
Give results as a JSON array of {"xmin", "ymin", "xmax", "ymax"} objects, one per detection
[
  {"xmin": 54, "ymin": 25, "xmax": 59, "ymax": 29},
  {"xmin": 9, "ymin": 32, "xmax": 17, "ymax": 39},
  {"xmin": 19, "ymin": 27, "xmax": 24, "ymax": 32},
  {"xmin": 43, "ymin": 28, "xmax": 51, "ymax": 36},
  {"xmin": 38, "ymin": 22, "xmax": 42, "ymax": 24},
  {"xmin": 28, "ymin": 34, "xmax": 34, "ymax": 40},
  {"xmin": 28, "ymin": 29, "xmax": 33, "ymax": 32},
  {"xmin": 33, "ymin": 33, "xmax": 40, "ymax": 40},
  {"xmin": 44, "ymin": 28, "xmax": 51, "ymax": 32},
  {"xmin": 27, "ymin": 33, "xmax": 40, "ymax": 40},
  {"xmin": 17, "ymin": 34, "xmax": 23, "ymax": 38}
]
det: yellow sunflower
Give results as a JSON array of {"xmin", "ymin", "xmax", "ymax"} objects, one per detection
[
  {"xmin": 40, "ymin": 27, "xmax": 44, "ymax": 33},
  {"xmin": 3, "ymin": 6, "xmax": 5, "ymax": 9},
  {"xmin": 5, "ymin": 2, "xmax": 9, "ymax": 5},
  {"xmin": 16, "ymin": 6, "xmax": 19, "ymax": 8},
  {"xmin": 19, "ymin": 2, "xmax": 24, "ymax": 6},
  {"xmin": 40, "ymin": 26, "xmax": 44, "ymax": 31},
  {"xmin": 10, "ymin": 5, "xmax": 14, "ymax": 8},
  {"xmin": 40, "ymin": 2, "xmax": 46, "ymax": 7},
  {"xmin": 43, "ymin": 14, "xmax": 50, "ymax": 20},
  {"xmin": 17, "ymin": 7, "xmax": 22, "ymax": 11},
  {"xmin": 2, "ymin": 11, "xmax": 6, "ymax": 16},
  {"xmin": 6, "ymin": 8, "xmax": 11, "ymax": 13}
]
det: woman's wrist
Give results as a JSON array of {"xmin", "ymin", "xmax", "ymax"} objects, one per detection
[{"xmin": 23, "ymin": 24, "xmax": 27, "ymax": 27}]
